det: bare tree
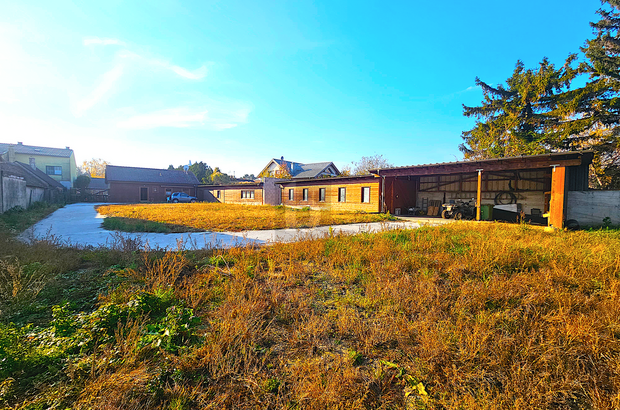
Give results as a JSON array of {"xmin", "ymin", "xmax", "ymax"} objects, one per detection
[
  {"xmin": 80, "ymin": 158, "xmax": 110, "ymax": 177},
  {"xmin": 349, "ymin": 155, "xmax": 393, "ymax": 175}
]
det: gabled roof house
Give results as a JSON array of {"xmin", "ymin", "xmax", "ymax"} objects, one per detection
[
  {"xmin": 105, "ymin": 165, "xmax": 199, "ymax": 203},
  {"xmin": 258, "ymin": 157, "xmax": 340, "ymax": 180},
  {"xmin": 0, "ymin": 142, "xmax": 78, "ymax": 188}
]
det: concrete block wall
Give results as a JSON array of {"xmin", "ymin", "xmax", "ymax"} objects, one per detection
[
  {"xmin": 566, "ymin": 191, "xmax": 620, "ymax": 226},
  {"xmin": 26, "ymin": 187, "xmax": 45, "ymax": 206},
  {"xmin": 1, "ymin": 175, "xmax": 27, "ymax": 213}
]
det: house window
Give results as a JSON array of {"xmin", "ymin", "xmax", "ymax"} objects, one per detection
[
  {"xmin": 241, "ymin": 190, "xmax": 255, "ymax": 199},
  {"xmin": 319, "ymin": 188, "xmax": 326, "ymax": 202},
  {"xmin": 302, "ymin": 188, "xmax": 308, "ymax": 201},
  {"xmin": 216, "ymin": 190, "xmax": 221, "ymax": 199},
  {"xmin": 46, "ymin": 166, "xmax": 62, "ymax": 176},
  {"xmin": 361, "ymin": 187, "xmax": 371, "ymax": 203},
  {"xmin": 338, "ymin": 187, "xmax": 346, "ymax": 202},
  {"xmin": 29, "ymin": 158, "xmax": 36, "ymax": 168},
  {"xmin": 288, "ymin": 189, "xmax": 294, "ymax": 201}
]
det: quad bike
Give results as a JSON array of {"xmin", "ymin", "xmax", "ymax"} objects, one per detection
[{"xmin": 441, "ymin": 200, "xmax": 476, "ymax": 220}]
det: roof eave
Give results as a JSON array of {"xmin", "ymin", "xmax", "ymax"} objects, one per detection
[{"xmin": 370, "ymin": 150, "xmax": 594, "ymax": 176}]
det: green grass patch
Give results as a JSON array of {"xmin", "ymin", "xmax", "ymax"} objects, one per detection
[
  {"xmin": 102, "ymin": 217, "xmax": 203, "ymax": 233},
  {"xmin": 0, "ymin": 201, "xmax": 62, "ymax": 235}
]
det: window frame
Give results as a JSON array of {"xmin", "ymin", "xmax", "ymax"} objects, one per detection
[
  {"xmin": 302, "ymin": 188, "xmax": 308, "ymax": 201},
  {"xmin": 361, "ymin": 187, "xmax": 371, "ymax": 203},
  {"xmin": 338, "ymin": 187, "xmax": 346, "ymax": 203},
  {"xmin": 288, "ymin": 189, "xmax": 294, "ymax": 201},
  {"xmin": 46, "ymin": 165, "xmax": 62, "ymax": 176},
  {"xmin": 241, "ymin": 190, "xmax": 255, "ymax": 199},
  {"xmin": 319, "ymin": 188, "xmax": 326, "ymax": 202}
]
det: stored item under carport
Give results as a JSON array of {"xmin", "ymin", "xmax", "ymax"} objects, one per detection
[{"xmin": 480, "ymin": 204, "xmax": 494, "ymax": 220}]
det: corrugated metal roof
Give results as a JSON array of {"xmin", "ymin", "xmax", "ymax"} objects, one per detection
[
  {"xmin": 105, "ymin": 165, "xmax": 200, "ymax": 185},
  {"xmin": 0, "ymin": 143, "xmax": 73, "ymax": 158},
  {"xmin": 198, "ymin": 182, "xmax": 263, "ymax": 189},
  {"xmin": 278, "ymin": 174, "xmax": 378, "ymax": 185},
  {"xmin": 369, "ymin": 150, "xmax": 594, "ymax": 173}
]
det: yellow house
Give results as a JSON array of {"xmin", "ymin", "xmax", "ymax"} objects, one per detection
[{"xmin": 0, "ymin": 142, "xmax": 77, "ymax": 188}]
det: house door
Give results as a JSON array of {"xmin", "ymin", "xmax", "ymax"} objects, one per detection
[{"xmin": 140, "ymin": 187, "xmax": 148, "ymax": 201}]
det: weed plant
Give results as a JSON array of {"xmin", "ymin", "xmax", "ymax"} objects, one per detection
[
  {"xmin": 1, "ymin": 218, "xmax": 620, "ymax": 409},
  {"xmin": 0, "ymin": 202, "xmax": 60, "ymax": 235},
  {"xmin": 96, "ymin": 203, "xmax": 395, "ymax": 232}
]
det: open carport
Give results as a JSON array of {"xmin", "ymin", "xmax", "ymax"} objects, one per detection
[{"xmin": 370, "ymin": 151, "xmax": 593, "ymax": 229}]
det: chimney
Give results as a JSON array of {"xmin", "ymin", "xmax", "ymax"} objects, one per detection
[
  {"xmin": 280, "ymin": 156, "xmax": 284, "ymax": 161},
  {"xmin": 7, "ymin": 146, "xmax": 16, "ymax": 162},
  {"xmin": 65, "ymin": 146, "xmax": 70, "ymax": 150},
  {"xmin": 17, "ymin": 142, "xmax": 23, "ymax": 145}
]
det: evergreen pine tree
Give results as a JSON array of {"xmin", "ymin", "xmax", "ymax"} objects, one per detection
[
  {"xmin": 554, "ymin": 0, "xmax": 620, "ymax": 188},
  {"xmin": 460, "ymin": 57, "xmax": 576, "ymax": 160}
]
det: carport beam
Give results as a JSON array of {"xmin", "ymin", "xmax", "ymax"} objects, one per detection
[
  {"xmin": 549, "ymin": 165, "xmax": 567, "ymax": 229},
  {"xmin": 476, "ymin": 169, "xmax": 483, "ymax": 221}
]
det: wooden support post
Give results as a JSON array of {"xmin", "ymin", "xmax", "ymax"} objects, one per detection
[
  {"xmin": 476, "ymin": 169, "xmax": 482, "ymax": 221},
  {"xmin": 381, "ymin": 175, "xmax": 385, "ymax": 213},
  {"xmin": 549, "ymin": 165, "xmax": 567, "ymax": 229}
]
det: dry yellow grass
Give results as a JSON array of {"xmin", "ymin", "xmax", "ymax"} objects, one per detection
[
  {"xmin": 96, "ymin": 203, "xmax": 393, "ymax": 232},
  {"xmin": 84, "ymin": 224, "xmax": 620, "ymax": 408},
  {"xmin": 4, "ymin": 221, "xmax": 620, "ymax": 409}
]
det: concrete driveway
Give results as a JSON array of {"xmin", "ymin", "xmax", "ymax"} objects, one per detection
[{"xmin": 20, "ymin": 203, "xmax": 453, "ymax": 250}]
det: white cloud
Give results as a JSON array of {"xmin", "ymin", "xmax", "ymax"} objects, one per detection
[
  {"xmin": 86, "ymin": 41, "xmax": 207, "ymax": 80},
  {"xmin": 169, "ymin": 64, "xmax": 208, "ymax": 80},
  {"xmin": 212, "ymin": 123, "xmax": 238, "ymax": 130},
  {"xmin": 117, "ymin": 104, "xmax": 251, "ymax": 130},
  {"xmin": 115, "ymin": 49, "xmax": 207, "ymax": 80},
  {"xmin": 117, "ymin": 107, "xmax": 208, "ymax": 129},
  {"xmin": 83, "ymin": 37, "xmax": 126, "ymax": 47},
  {"xmin": 74, "ymin": 64, "xmax": 124, "ymax": 117}
]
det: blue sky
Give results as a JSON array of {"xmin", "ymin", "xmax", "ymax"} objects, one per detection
[{"xmin": 0, "ymin": 0, "xmax": 601, "ymax": 176}]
